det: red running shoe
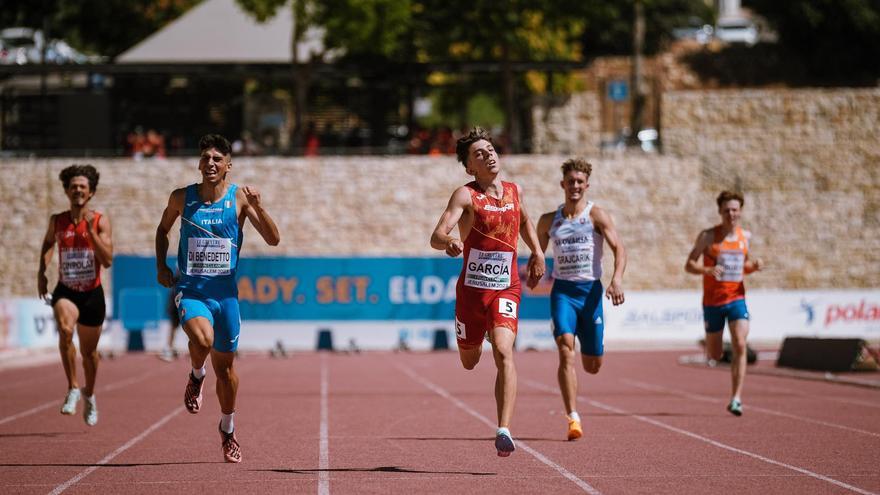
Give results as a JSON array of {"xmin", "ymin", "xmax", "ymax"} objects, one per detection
[
  {"xmin": 184, "ymin": 372, "xmax": 204, "ymax": 414},
  {"xmin": 219, "ymin": 423, "xmax": 242, "ymax": 463}
]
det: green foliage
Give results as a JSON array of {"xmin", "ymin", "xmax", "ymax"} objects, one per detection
[
  {"xmin": 0, "ymin": 0, "xmax": 200, "ymax": 57},
  {"xmin": 744, "ymin": 0, "xmax": 880, "ymax": 82}
]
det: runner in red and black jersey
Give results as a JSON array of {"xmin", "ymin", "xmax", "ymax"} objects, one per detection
[
  {"xmin": 431, "ymin": 127, "xmax": 545, "ymax": 457},
  {"xmin": 38, "ymin": 164, "xmax": 113, "ymax": 427}
]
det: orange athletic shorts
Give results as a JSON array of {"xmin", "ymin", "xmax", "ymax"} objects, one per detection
[{"xmin": 454, "ymin": 283, "xmax": 521, "ymax": 349}]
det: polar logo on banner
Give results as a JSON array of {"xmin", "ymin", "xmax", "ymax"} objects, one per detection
[
  {"xmin": 799, "ymin": 298, "xmax": 817, "ymax": 326},
  {"xmin": 824, "ymin": 299, "xmax": 880, "ymax": 327}
]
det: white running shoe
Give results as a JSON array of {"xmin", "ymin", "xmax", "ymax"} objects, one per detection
[
  {"xmin": 83, "ymin": 396, "xmax": 98, "ymax": 426},
  {"xmin": 60, "ymin": 388, "xmax": 81, "ymax": 415}
]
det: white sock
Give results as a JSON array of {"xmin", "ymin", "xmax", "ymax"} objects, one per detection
[
  {"xmin": 220, "ymin": 413, "xmax": 234, "ymax": 433},
  {"xmin": 496, "ymin": 427, "xmax": 510, "ymax": 437},
  {"xmin": 568, "ymin": 411, "xmax": 581, "ymax": 423},
  {"xmin": 192, "ymin": 365, "xmax": 207, "ymax": 379}
]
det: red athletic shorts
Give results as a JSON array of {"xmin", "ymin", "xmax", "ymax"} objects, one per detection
[{"xmin": 454, "ymin": 284, "xmax": 521, "ymax": 349}]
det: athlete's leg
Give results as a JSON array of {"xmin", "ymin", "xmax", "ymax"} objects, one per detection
[
  {"xmin": 490, "ymin": 326, "xmax": 517, "ymax": 428},
  {"xmin": 581, "ymin": 355, "xmax": 603, "ymax": 374},
  {"xmin": 703, "ymin": 306, "xmax": 725, "ymax": 361},
  {"xmin": 53, "ymin": 299, "xmax": 80, "ymax": 390},
  {"xmin": 76, "ymin": 324, "xmax": 102, "ymax": 397},
  {"xmin": 183, "ymin": 317, "xmax": 215, "ymax": 370},
  {"xmin": 458, "ymin": 344, "xmax": 482, "ymax": 370},
  {"xmin": 556, "ymin": 333, "xmax": 578, "ymax": 414},
  {"xmin": 210, "ymin": 350, "xmax": 238, "ymax": 415},
  {"xmin": 728, "ymin": 318, "xmax": 750, "ymax": 401}
]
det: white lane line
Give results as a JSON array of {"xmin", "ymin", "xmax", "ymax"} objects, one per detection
[
  {"xmin": 0, "ymin": 368, "xmax": 166, "ymax": 426},
  {"xmin": 318, "ymin": 353, "xmax": 330, "ymax": 495},
  {"xmin": 399, "ymin": 364, "xmax": 601, "ymax": 495},
  {"xmin": 748, "ymin": 383, "xmax": 880, "ymax": 410},
  {"xmin": 48, "ymin": 406, "xmax": 185, "ymax": 495},
  {"xmin": 524, "ymin": 379, "xmax": 878, "ymax": 495},
  {"xmin": 621, "ymin": 378, "xmax": 880, "ymax": 438}
]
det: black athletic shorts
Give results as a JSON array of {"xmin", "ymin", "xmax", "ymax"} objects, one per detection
[{"xmin": 51, "ymin": 283, "xmax": 106, "ymax": 327}]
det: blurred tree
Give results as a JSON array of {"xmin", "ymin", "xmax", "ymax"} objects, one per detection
[
  {"xmin": 744, "ymin": 0, "xmax": 880, "ymax": 83},
  {"xmin": 0, "ymin": 0, "xmax": 199, "ymax": 57}
]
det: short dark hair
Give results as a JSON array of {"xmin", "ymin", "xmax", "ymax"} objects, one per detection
[
  {"xmin": 455, "ymin": 127, "xmax": 495, "ymax": 167},
  {"xmin": 716, "ymin": 190, "xmax": 744, "ymax": 208},
  {"xmin": 561, "ymin": 158, "xmax": 592, "ymax": 178},
  {"xmin": 59, "ymin": 164, "xmax": 99, "ymax": 192},
  {"xmin": 199, "ymin": 134, "xmax": 232, "ymax": 156}
]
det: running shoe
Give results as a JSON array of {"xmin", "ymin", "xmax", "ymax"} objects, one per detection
[
  {"xmin": 727, "ymin": 399, "xmax": 743, "ymax": 417},
  {"xmin": 184, "ymin": 372, "xmax": 205, "ymax": 414},
  {"xmin": 158, "ymin": 348, "xmax": 176, "ymax": 362},
  {"xmin": 495, "ymin": 429, "xmax": 516, "ymax": 457},
  {"xmin": 567, "ymin": 418, "xmax": 583, "ymax": 441},
  {"xmin": 83, "ymin": 396, "xmax": 98, "ymax": 426},
  {"xmin": 219, "ymin": 423, "xmax": 242, "ymax": 463},
  {"xmin": 60, "ymin": 388, "xmax": 81, "ymax": 415}
]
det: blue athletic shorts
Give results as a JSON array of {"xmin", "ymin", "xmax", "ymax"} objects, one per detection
[
  {"xmin": 550, "ymin": 279, "xmax": 604, "ymax": 356},
  {"xmin": 703, "ymin": 299, "xmax": 749, "ymax": 334},
  {"xmin": 175, "ymin": 288, "xmax": 241, "ymax": 352}
]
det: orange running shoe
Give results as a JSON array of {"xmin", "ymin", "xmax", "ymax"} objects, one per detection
[
  {"xmin": 184, "ymin": 372, "xmax": 204, "ymax": 414},
  {"xmin": 219, "ymin": 423, "xmax": 242, "ymax": 463},
  {"xmin": 567, "ymin": 418, "xmax": 583, "ymax": 441}
]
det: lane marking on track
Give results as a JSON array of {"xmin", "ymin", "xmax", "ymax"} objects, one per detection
[
  {"xmin": 318, "ymin": 353, "xmax": 330, "ymax": 495},
  {"xmin": 48, "ymin": 405, "xmax": 185, "ymax": 495},
  {"xmin": 747, "ymin": 383, "xmax": 880, "ymax": 410},
  {"xmin": 621, "ymin": 378, "xmax": 880, "ymax": 438},
  {"xmin": 399, "ymin": 364, "xmax": 601, "ymax": 495},
  {"xmin": 0, "ymin": 367, "xmax": 170, "ymax": 427},
  {"xmin": 524, "ymin": 379, "xmax": 878, "ymax": 495}
]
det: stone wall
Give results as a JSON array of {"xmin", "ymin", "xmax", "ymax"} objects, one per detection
[{"xmin": 3, "ymin": 87, "xmax": 878, "ymax": 296}]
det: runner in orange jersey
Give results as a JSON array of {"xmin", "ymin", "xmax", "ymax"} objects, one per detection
[{"xmin": 685, "ymin": 190, "xmax": 764, "ymax": 416}]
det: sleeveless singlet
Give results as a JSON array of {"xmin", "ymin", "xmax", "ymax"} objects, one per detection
[
  {"xmin": 55, "ymin": 211, "xmax": 103, "ymax": 291},
  {"xmin": 549, "ymin": 202, "xmax": 604, "ymax": 282},
  {"xmin": 460, "ymin": 181, "xmax": 521, "ymax": 290},
  {"xmin": 703, "ymin": 225, "xmax": 749, "ymax": 306}
]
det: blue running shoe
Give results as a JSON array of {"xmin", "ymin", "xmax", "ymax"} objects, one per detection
[
  {"xmin": 495, "ymin": 428, "xmax": 516, "ymax": 457},
  {"xmin": 727, "ymin": 399, "xmax": 743, "ymax": 416}
]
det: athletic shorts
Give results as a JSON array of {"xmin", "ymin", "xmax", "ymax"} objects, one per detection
[
  {"xmin": 454, "ymin": 283, "xmax": 521, "ymax": 349},
  {"xmin": 551, "ymin": 279, "xmax": 604, "ymax": 356},
  {"xmin": 174, "ymin": 288, "xmax": 241, "ymax": 353},
  {"xmin": 51, "ymin": 283, "xmax": 106, "ymax": 327},
  {"xmin": 703, "ymin": 299, "xmax": 749, "ymax": 334}
]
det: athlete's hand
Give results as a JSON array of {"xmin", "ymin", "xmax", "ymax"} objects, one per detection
[
  {"xmin": 753, "ymin": 258, "xmax": 764, "ymax": 271},
  {"xmin": 157, "ymin": 264, "xmax": 175, "ymax": 288},
  {"xmin": 445, "ymin": 238, "xmax": 463, "ymax": 257},
  {"xmin": 243, "ymin": 186, "xmax": 262, "ymax": 209},
  {"xmin": 526, "ymin": 252, "xmax": 545, "ymax": 289},
  {"xmin": 38, "ymin": 272, "xmax": 48, "ymax": 301},
  {"xmin": 705, "ymin": 265, "xmax": 724, "ymax": 279},
  {"xmin": 84, "ymin": 210, "xmax": 95, "ymax": 232},
  {"xmin": 606, "ymin": 278, "xmax": 625, "ymax": 306}
]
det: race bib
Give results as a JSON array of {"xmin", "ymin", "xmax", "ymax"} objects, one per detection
[
  {"xmin": 464, "ymin": 249, "xmax": 513, "ymax": 289},
  {"xmin": 554, "ymin": 247, "xmax": 594, "ymax": 278},
  {"xmin": 716, "ymin": 250, "xmax": 745, "ymax": 282},
  {"xmin": 60, "ymin": 248, "xmax": 96, "ymax": 285},
  {"xmin": 186, "ymin": 238, "xmax": 232, "ymax": 276}
]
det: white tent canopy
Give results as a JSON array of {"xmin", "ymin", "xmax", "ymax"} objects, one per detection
[{"xmin": 116, "ymin": 0, "xmax": 326, "ymax": 64}]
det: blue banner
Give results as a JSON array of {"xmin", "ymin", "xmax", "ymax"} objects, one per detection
[{"xmin": 113, "ymin": 256, "xmax": 553, "ymax": 321}]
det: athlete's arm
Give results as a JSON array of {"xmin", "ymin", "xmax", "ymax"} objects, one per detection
[
  {"xmin": 239, "ymin": 186, "xmax": 280, "ymax": 246},
  {"xmin": 592, "ymin": 206, "xmax": 626, "ymax": 305},
  {"xmin": 86, "ymin": 211, "xmax": 113, "ymax": 268},
  {"xmin": 536, "ymin": 211, "xmax": 554, "ymax": 254},
  {"xmin": 430, "ymin": 186, "xmax": 470, "ymax": 257},
  {"xmin": 742, "ymin": 230, "xmax": 763, "ymax": 274},
  {"xmin": 155, "ymin": 189, "xmax": 184, "ymax": 288},
  {"xmin": 516, "ymin": 184, "xmax": 546, "ymax": 289},
  {"xmin": 37, "ymin": 214, "xmax": 57, "ymax": 300},
  {"xmin": 685, "ymin": 229, "xmax": 721, "ymax": 278}
]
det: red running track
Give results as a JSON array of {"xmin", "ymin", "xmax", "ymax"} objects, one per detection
[{"xmin": 0, "ymin": 350, "xmax": 878, "ymax": 494}]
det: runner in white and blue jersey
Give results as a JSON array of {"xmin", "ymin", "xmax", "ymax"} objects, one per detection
[
  {"xmin": 155, "ymin": 134, "xmax": 280, "ymax": 463},
  {"xmin": 536, "ymin": 158, "xmax": 627, "ymax": 442}
]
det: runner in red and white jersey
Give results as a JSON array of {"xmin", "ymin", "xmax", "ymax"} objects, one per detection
[
  {"xmin": 686, "ymin": 190, "xmax": 763, "ymax": 417},
  {"xmin": 431, "ymin": 127, "xmax": 545, "ymax": 457},
  {"xmin": 38, "ymin": 165, "xmax": 113, "ymax": 427}
]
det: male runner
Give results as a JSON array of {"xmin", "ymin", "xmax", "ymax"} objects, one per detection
[
  {"xmin": 536, "ymin": 158, "xmax": 626, "ymax": 441},
  {"xmin": 155, "ymin": 134, "xmax": 280, "ymax": 462},
  {"xmin": 430, "ymin": 127, "xmax": 545, "ymax": 457},
  {"xmin": 38, "ymin": 164, "xmax": 113, "ymax": 426},
  {"xmin": 685, "ymin": 190, "xmax": 763, "ymax": 416}
]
